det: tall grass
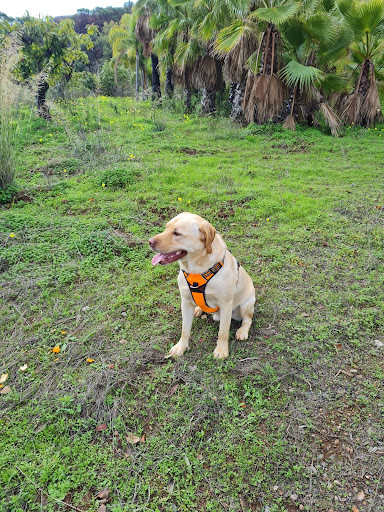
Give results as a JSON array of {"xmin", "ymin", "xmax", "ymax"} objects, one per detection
[{"xmin": 0, "ymin": 36, "xmax": 33, "ymax": 202}]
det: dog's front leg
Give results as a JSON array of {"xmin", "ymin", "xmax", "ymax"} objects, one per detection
[
  {"xmin": 213, "ymin": 302, "xmax": 233, "ymax": 359},
  {"xmin": 168, "ymin": 298, "xmax": 195, "ymax": 357}
]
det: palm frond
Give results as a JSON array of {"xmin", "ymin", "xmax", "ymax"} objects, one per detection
[
  {"xmin": 282, "ymin": 19, "xmax": 306, "ymax": 50},
  {"xmin": 304, "ymin": 13, "xmax": 335, "ymax": 45},
  {"xmin": 319, "ymin": 73, "xmax": 347, "ymax": 94},
  {"xmin": 336, "ymin": 0, "xmax": 384, "ymax": 38},
  {"xmin": 319, "ymin": 102, "xmax": 342, "ymax": 136},
  {"xmin": 280, "ymin": 60, "xmax": 324, "ymax": 90},
  {"xmin": 214, "ymin": 20, "xmax": 249, "ymax": 55},
  {"xmin": 283, "ymin": 114, "xmax": 296, "ymax": 130},
  {"xmin": 250, "ymin": 3, "xmax": 301, "ymax": 26}
]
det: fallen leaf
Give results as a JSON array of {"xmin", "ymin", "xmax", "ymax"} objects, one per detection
[
  {"xmin": 96, "ymin": 424, "xmax": 107, "ymax": 432},
  {"xmin": 170, "ymin": 384, "xmax": 178, "ymax": 395},
  {"xmin": 98, "ymin": 505, "xmax": 106, "ymax": 512},
  {"xmin": 356, "ymin": 491, "xmax": 365, "ymax": 502},
  {"xmin": 19, "ymin": 364, "xmax": 28, "ymax": 371},
  {"xmin": 108, "ymin": 363, "xmax": 114, "ymax": 369},
  {"xmin": 0, "ymin": 385, "xmax": 11, "ymax": 395},
  {"xmin": 126, "ymin": 433, "xmax": 140, "ymax": 444},
  {"xmin": 52, "ymin": 346, "xmax": 60, "ymax": 354},
  {"xmin": 95, "ymin": 488, "xmax": 110, "ymax": 500},
  {"xmin": 34, "ymin": 423, "xmax": 47, "ymax": 434},
  {"xmin": 0, "ymin": 373, "xmax": 8, "ymax": 384},
  {"xmin": 352, "ymin": 507, "xmax": 359, "ymax": 512},
  {"xmin": 197, "ymin": 454, "xmax": 203, "ymax": 460},
  {"xmin": 86, "ymin": 358, "xmax": 95, "ymax": 363},
  {"xmin": 140, "ymin": 433, "xmax": 146, "ymax": 443}
]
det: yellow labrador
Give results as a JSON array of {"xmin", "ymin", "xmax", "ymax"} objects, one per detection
[{"xmin": 149, "ymin": 213, "xmax": 255, "ymax": 359}]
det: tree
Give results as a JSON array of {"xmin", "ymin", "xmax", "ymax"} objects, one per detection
[
  {"xmin": 15, "ymin": 16, "xmax": 93, "ymax": 118},
  {"xmin": 336, "ymin": 0, "xmax": 384, "ymax": 126},
  {"xmin": 109, "ymin": 13, "xmax": 145, "ymax": 98}
]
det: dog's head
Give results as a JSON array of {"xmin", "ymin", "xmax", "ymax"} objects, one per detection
[{"xmin": 149, "ymin": 212, "xmax": 216, "ymax": 265}]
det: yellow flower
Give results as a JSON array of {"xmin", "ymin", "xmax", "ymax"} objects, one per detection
[
  {"xmin": 102, "ymin": 183, "xmax": 106, "ymax": 188},
  {"xmin": 86, "ymin": 358, "xmax": 95, "ymax": 363},
  {"xmin": 49, "ymin": 133, "xmax": 52, "ymax": 137},
  {"xmin": 52, "ymin": 346, "xmax": 60, "ymax": 354},
  {"xmin": 130, "ymin": 154, "xmax": 134, "ymax": 158},
  {"xmin": 110, "ymin": 121, "xmax": 114, "ymax": 124},
  {"xmin": 178, "ymin": 197, "xmax": 182, "ymax": 201},
  {"xmin": 9, "ymin": 233, "xmax": 15, "ymax": 238},
  {"xmin": 266, "ymin": 218, "xmax": 270, "ymax": 222},
  {"xmin": 39, "ymin": 138, "xmax": 43, "ymax": 142},
  {"xmin": 63, "ymin": 169, "xmax": 66, "ymax": 173},
  {"xmin": 187, "ymin": 200, "xmax": 190, "ymax": 204},
  {"xmin": 61, "ymin": 330, "xmax": 67, "ymax": 334}
]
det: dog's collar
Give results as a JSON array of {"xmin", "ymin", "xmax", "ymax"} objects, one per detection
[{"xmin": 182, "ymin": 260, "xmax": 224, "ymax": 313}]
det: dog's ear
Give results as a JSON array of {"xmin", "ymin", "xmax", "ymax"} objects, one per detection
[{"xmin": 200, "ymin": 221, "xmax": 216, "ymax": 254}]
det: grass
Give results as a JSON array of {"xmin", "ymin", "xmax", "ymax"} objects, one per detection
[{"xmin": 1, "ymin": 96, "xmax": 384, "ymax": 512}]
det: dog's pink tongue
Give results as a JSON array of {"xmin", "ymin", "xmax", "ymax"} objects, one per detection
[{"xmin": 151, "ymin": 253, "xmax": 166, "ymax": 266}]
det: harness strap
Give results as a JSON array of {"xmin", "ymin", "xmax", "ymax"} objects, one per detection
[{"xmin": 183, "ymin": 261, "xmax": 224, "ymax": 313}]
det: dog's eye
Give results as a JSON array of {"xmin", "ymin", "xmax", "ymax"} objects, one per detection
[{"xmin": 173, "ymin": 231, "xmax": 182, "ymax": 237}]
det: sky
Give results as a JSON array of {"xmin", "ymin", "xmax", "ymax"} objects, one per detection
[{"xmin": 1, "ymin": 1, "xmax": 128, "ymax": 19}]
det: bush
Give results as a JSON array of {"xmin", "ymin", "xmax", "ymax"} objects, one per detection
[
  {"xmin": 0, "ymin": 184, "xmax": 18, "ymax": 205},
  {"xmin": 97, "ymin": 166, "xmax": 137, "ymax": 189},
  {"xmin": 99, "ymin": 60, "xmax": 132, "ymax": 97}
]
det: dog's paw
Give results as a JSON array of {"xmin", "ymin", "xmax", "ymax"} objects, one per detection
[
  {"xmin": 213, "ymin": 346, "xmax": 229, "ymax": 359},
  {"xmin": 236, "ymin": 325, "xmax": 249, "ymax": 341},
  {"xmin": 168, "ymin": 341, "xmax": 188, "ymax": 358},
  {"xmin": 194, "ymin": 306, "xmax": 203, "ymax": 318}
]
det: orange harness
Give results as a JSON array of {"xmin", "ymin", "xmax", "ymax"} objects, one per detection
[{"xmin": 182, "ymin": 261, "xmax": 224, "ymax": 313}]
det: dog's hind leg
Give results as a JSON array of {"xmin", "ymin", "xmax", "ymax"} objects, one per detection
[{"xmin": 235, "ymin": 296, "xmax": 255, "ymax": 341}]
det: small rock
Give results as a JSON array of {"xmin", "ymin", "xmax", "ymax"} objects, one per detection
[
  {"xmin": 273, "ymin": 485, "xmax": 279, "ymax": 491},
  {"xmin": 374, "ymin": 339, "xmax": 384, "ymax": 348},
  {"xmin": 290, "ymin": 494, "xmax": 298, "ymax": 501},
  {"xmin": 82, "ymin": 306, "xmax": 90, "ymax": 312},
  {"xmin": 356, "ymin": 491, "xmax": 365, "ymax": 502},
  {"xmin": 121, "ymin": 311, "xmax": 127, "ymax": 317}
]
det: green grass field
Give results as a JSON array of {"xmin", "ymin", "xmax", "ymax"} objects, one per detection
[{"xmin": 1, "ymin": 97, "xmax": 384, "ymax": 512}]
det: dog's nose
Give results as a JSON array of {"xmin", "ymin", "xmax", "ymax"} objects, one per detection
[{"xmin": 148, "ymin": 237, "xmax": 156, "ymax": 248}]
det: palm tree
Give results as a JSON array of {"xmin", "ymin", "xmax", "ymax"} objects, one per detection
[
  {"xmin": 335, "ymin": 0, "xmax": 384, "ymax": 126},
  {"xmin": 135, "ymin": 13, "xmax": 161, "ymax": 98},
  {"xmin": 214, "ymin": 17, "xmax": 258, "ymax": 120},
  {"xmin": 109, "ymin": 13, "xmax": 143, "ymax": 98},
  {"xmin": 278, "ymin": 4, "xmax": 349, "ymax": 134}
]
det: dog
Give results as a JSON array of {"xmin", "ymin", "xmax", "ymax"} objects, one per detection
[{"xmin": 149, "ymin": 212, "xmax": 255, "ymax": 359}]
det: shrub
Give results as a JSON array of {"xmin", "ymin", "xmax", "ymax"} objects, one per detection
[
  {"xmin": 97, "ymin": 167, "xmax": 138, "ymax": 189},
  {"xmin": 99, "ymin": 60, "xmax": 132, "ymax": 97}
]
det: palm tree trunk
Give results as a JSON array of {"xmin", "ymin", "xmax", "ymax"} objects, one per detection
[
  {"xmin": 36, "ymin": 80, "xmax": 51, "ymax": 120},
  {"xmin": 230, "ymin": 78, "xmax": 246, "ymax": 121},
  {"xmin": 135, "ymin": 48, "xmax": 140, "ymax": 100},
  {"xmin": 201, "ymin": 89, "xmax": 215, "ymax": 115},
  {"xmin": 151, "ymin": 53, "xmax": 161, "ymax": 100},
  {"xmin": 165, "ymin": 68, "xmax": 174, "ymax": 97}
]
